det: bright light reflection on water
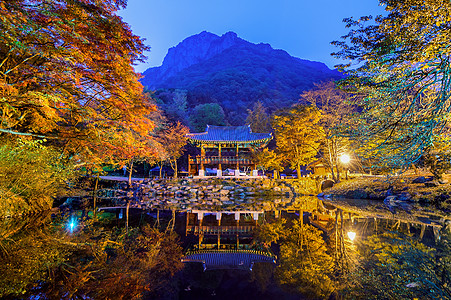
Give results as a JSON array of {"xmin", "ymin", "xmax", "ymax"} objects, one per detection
[{"xmin": 67, "ymin": 216, "xmax": 77, "ymax": 233}]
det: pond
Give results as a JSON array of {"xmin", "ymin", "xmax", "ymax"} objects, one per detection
[{"xmin": 1, "ymin": 195, "xmax": 450, "ymax": 299}]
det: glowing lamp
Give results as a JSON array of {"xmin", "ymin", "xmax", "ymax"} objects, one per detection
[
  {"xmin": 347, "ymin": 231, "xmax": 356, "ymax": 241},
  {"xmin": 340, "ymin": 154, "xmax": 351, "ymax": 164}
]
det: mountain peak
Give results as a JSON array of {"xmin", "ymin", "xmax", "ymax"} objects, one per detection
[{"xmin": 154, "ymin": 31, "xmax": 244, "ymax": 80}]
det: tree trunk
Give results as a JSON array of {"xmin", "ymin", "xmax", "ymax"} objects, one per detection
[
  {"xmin": 328, "ymin": 139, "xmax": 337, "ymax": 181},
  {"xmin": 172, "ymin": 159, "xmax": 178, "ymax": 179},
  {"xmin": 159, "ymin": 161, "xmax": 163, "ymax": 178},
  {"xmin": 93, "ymin": 175, "xmax": 99, "ymax": 218},
  {"xmin": 128, "ymin": 160, "xmax": 133, "ymax": 186},
  {"xmin": 296, "ymin": 164, "xmax": 301, "ymax": 180},
  {"xmin": 334, "ymin": 154, "xmax": 341, "ymax": 182},
  {"xmin": 126, "ymin": 200, "xmax": 130, "ymax": 233}
]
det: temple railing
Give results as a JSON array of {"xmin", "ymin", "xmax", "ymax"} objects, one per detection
[{"xmin": 189, "ymin": 155, "xmax": 253, "ymax": 165}]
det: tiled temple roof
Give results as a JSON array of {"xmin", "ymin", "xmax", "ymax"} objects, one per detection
[{"xmin": 186, "ymin": 125, "xmax": 272, "ymax": 144}]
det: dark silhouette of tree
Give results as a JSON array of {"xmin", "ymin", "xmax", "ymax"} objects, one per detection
[
  {"xmin": 246, "ymin": 101, "xmax": 271, "ymax": 133},
  {"xmin": 189, "ymin": 103, "xmax": 226, "ymax": 132}
]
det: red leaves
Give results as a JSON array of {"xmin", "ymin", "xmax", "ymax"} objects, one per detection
[{"xmin": 1, "ymin": 0, "xmax": 157, "ymax": 168}]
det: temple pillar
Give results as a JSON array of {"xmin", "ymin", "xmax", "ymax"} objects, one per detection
[
  {"xmin": 198, "ymin": 211, "xmax": 204, "ymax": 226},
  {"xmin": 218, "ymin": 144, "xmax": 222, "ymax": 177},
  {"xmin": 217, "ymin": 233, "xmax": 221, "ymax": 249},
  {"xmin": 200, "ymin": 145, "xmax": 205, "ymax": 177},
  {"xmin": 185, "ymin": 212, "xmax": 189, "ymax": 236},
  {"xmin": 235, "ymin": 143, "xmax": 239, "ymax": 171},
  {"xmin": 234, "ymin": 212, "xmax": 240, "ymax": 223},
  {"xmin": 188, "ymin": 155, "xmax": 191, "ymax": 176},
  {"xmin": 253, "ymin": 212, "xmax": 259, "ymax": 222},
  {"xmin": 216, "ymin": 212, "xmax": 222, "ymax": 226},
  {"xmin": 199, "ymin": 232, "xmax": 204, "ymax": 248}
]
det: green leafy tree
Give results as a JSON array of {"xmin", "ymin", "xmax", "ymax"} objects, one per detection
[
  {"xmin": 154, "ymin": 89, "xmax": 189, "ymax": 125},
  {"xmin": 189, "ymin": 103, "xmax": 226, "ymax": 132},
  {"xmin": 272, "ymin": 105, "xmax": 324, "ymax": 178},
  {"xmin": 0, "ymin": 138, "xmax": 74, "ymax": 216},
  {"xmin": 332, "ymin": 0, "xmax": 451, "ymax": 169}
]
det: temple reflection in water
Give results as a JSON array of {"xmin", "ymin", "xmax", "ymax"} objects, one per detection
[
  {"xmin": 173, "ymin": 195, "xmax": 448, "ymax": 272},
  {"xmin": 182, "ymin": 209, "xmax": 276, "ymax": 271}
]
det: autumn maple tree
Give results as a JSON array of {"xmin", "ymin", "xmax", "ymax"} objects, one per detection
[
  {"xmin": 0, "ymin": 0, "xmax": 157, "ymax": 161},
  {"xmin": 254, "ymin": 148, "xmax": 284, "ymax": 179},
  {"xmin": 155, "ymin": 122, "xmax": 189, "ymax": 178},
  {"xmin": 0, "ymin": 0, "xmax": 160, "ymax": 214}
]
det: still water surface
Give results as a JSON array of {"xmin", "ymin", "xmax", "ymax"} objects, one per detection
[{"xmin": 1, "ymin": 195, "xmax": 450, "ymax": 299}]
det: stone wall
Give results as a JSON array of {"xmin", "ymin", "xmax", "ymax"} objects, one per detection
[{"xmin": 128, "ymin": 177, "xmax": 320, "ymax": 199}]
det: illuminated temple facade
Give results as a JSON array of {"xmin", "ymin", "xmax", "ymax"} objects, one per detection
[{"xmin": 186, "ymin": 125, "xmax": 272, "ymax": 177}]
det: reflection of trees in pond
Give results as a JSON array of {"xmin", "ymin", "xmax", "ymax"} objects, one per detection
[
  {"xmin": 250, "ymin": 262, "xmax": 276, "ymax": 293},
  {"xmin": 256, "ymin": 218, "xmax": 335, "ymax": 298},
  {"xmin": 255, "ymin": 208, "xmax": 450, "ymax": 299},
  {"xmin": 276, "ymin": 220, "xmax": 334, "ymax": 299},
  {"xmin": 344, "ymin": 231, "xmax": 451, "ymax": 299},
  {"xmin": 0, "ymin": 213, "xmax": 183, "ymax": 299}
]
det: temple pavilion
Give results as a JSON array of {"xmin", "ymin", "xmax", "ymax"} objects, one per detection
[{"xmin": 186, "ymin": 125, "xmax": 272, "ymax": 177}]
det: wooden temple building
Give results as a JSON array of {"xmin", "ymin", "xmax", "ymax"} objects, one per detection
[
  {"xmin": 181, "ymin": 210, "xmax": 276, "ymax": 271},
  {"xmin": 186, "ymin": 125, "xmax": 272, "ymax": 177}
]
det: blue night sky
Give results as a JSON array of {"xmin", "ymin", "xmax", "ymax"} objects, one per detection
[{"xmin": 118, "ymin": 0, "xmax": 385, "ymax": 73}]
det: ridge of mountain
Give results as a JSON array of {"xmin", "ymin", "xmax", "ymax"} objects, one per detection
[{"xmin": 141, "ymin": 31, "xmax": 343, "ymax": 126}]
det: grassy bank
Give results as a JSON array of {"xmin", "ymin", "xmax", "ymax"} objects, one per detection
[{"xmin": 325, "ymin": 174, "xmax": 451, "ymax": 211}]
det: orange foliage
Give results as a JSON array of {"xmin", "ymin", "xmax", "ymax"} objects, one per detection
[{"xmin": 0, "ymin": 0, "xmax": 158, "ymax": 167}]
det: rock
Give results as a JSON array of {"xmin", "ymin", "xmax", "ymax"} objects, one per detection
[
  {"xmin": 345, "ymin": 189, "xmax": 368, "ymax": 199},
  {"xmin": 435, "ymin": 194, "xmax": 450, "ymax": 202},
  {"xmin": 219, "ymin": 190, "xmax": 230, "ymax": 195},
  {"xmin": 424, "ymin": 181, "xmax": 438, "ymax": 188},
  {"xmin": 223, "ymin": 186, "xmax": 234, "ymax": 190},
  {"xmin": 412, "ymin": 176, "xmax": 433, "ymax": 184},
  {"xmin": 397, "ymin": 191, "xmax": 412, "ymax": 201},
  {"xmin": 386, "ymin": 188, "xmax": 393, "ymax": 197},
  {"xmin": 439, "ymin": 179, "xmax": 448, "ymax": 184}
]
